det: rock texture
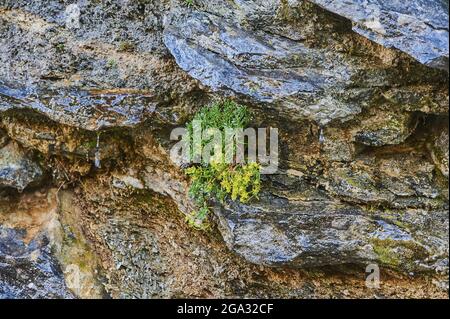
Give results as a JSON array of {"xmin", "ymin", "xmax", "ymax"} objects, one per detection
[
  {"xmin": 215, "ymin": 173, "xmax": 448, "ymax": 272},
  {"xmin": 0, "ymin": 189, "xmax": 75, "ymax": 299},
  {"xmin": 0, "ymin": 0, "xmax": 448, "ymax": 299},
  {"xmin": 0, "ymin": 226, "xmax": 74, "ymax": 299},
  {"xmin": 309, "ymin": 0, "xmax": 449, "ymax": 70},
  {"xmin": 163, "ymin": 2, "xmax": 447, "ymax": 125},
  {"xmin": 0, "ymin": 141, "xmax": 43, "ymax": 191}
]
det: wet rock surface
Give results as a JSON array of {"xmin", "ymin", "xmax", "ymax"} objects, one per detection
[
  {"xmin": 215, "ymin": 174, "xmax": 448, "ymax": 273},
  {"xmin": 309, "ymin": 0, "xmax": 449, "ymax": 70},
  {"xmin": 0, "ymin": 0, "xmax": 448, "ymax": 298},
  {"xmin": 0, "ymin": 226, "xmax": 74, "ymax": 299},
  {"xmin": 0, "ymin": 3, "xmax": 201, "ymax": 130},
  {"xmin": 0, "ymin": 141, "xmax": 43, "ymax": 191},
  {"xmin": 68, "ymin": 176, "xmax": 448, "ymax": 298},
  {"xmin": 163, "ymin": 3, "xmax": 447, "ymax": 125}
]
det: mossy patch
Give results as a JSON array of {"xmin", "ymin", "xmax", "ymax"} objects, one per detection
[{"xmin": 371, "ymin": 238, "xmax": 428, "ymax": 270}]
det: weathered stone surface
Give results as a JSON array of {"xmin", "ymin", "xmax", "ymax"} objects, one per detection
[
  {"xmin": 430, "ymin": 125, "xmax": 449, "ymax": 178},
  {"xmin": 56, "ymin": 191, "xmax": 106, "ymax": 299},
  {"xmin": 309, "ymin": 0, "xmax": 449, "ymax": 70},
  {"xmin": 0, "ymin": 4, "xmax": 201, "ymax": 131},
  {"xmin": 0, "ymin": 0, "xmax": 448, "ymax": 299},
  {"xmin": 0, "ymin": 128, "xmax": 8, "ymax": 148},
  {"xmin": 0, "ymin": 141, "xmax": 43, "ymax": 191},
  {"xmin": 353, "ymin": 112, "xmax": 417, "ymax": 147},
  {"xmin": 0, "ymin": 226, "xmax": 74, "ymax": 299},
  {"xmin": 214, "ymin": 173, "xmax": 448, "ymax": 274},
  {"xmin": 324, "ymin": 154, "xmax": 446, "ymax": 209},
  {"xmin": 0, "ymin": 84, "xmax": 158, "ymax": 131},
  {"xmin": 164, "ymin": 11, "xmax": 343, "ymax": 124},
  {"xmin": 163, "ymin": 3, "xmax": 447, "ymax": 125},
  {"xmin": 0, "ymin": 188, "xmax": 105, "ymax": 299},
  {"xmin": 72, "ymin": 175, "xmax": 448, "ymax": 298}
]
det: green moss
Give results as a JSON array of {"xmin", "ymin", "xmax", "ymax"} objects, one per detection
[
  {"xmin": 80, "ymin": 138, "xmax": 97, "ymax": 150},
  {"xmin": 337, "ymin": 170, "xmax": 365, "ymax": 189},
  {"xmin": 371, "ymin": 239, "xmax": 401, "ymax": 267},
  {"xmin": 371, "ymin": 238, "xmax": 428, "ymax": 270},
  {"xmin": 56, "ymin": 43, "xmax": 65, "ymax": 52},
  {"xmin": 118, "ymin": 41, "xmax": 135, "ymax": 52},
  {"xmin": 277, "ymin": 0, "xmax": 299, "ymax": 22},
  {"xmin": 344, "ymin": 176, "xmax": 362, "ymax": 188},
  {"xmin": 106, "ymin": 59, "xmax": 118, "ymax": 69},
  {"xmin": 58, "ymin": 223, "xmax": 97, "ymax": 274}
]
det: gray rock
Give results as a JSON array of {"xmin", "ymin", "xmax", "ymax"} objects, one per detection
[
  {"xmin": 0, "ymin": 226, "xmax": 75, "ymax": 299},
  {"xmin": 0, "ymin": 84, "xmax": 158, "ymax": 131},
  {"xmin": 430, "ymin": 126, "xmax": 449, "ymax": 178},
  {"xmin": 214, "ymin": 175, "xmax": 448, "ymax": 273},
  {"xmin": 353, "ymin": 112, "xmax": 417, "ymax": 147},
  {"xmin": 0, "ymin": 141, "xmax": 43, "ymax": 191},
  {"xmin": 324, "ymin": 154, "xmax": 445, "ymax": 209},
  {"xmin": 164, "ymin": 6, "xmax": 447, "ymax": 125},
  {"xmin": 163, "ymin": 10, "xmax": 361, "ymax": 125},
  {"xmin": 0, "ymin": 0, "xmax": 447, "ymax": 298},
  {"xmin": 309, "ymin": 0, "xmax": 449, "ymax": 70},
  {"xmin": 0, "ymin": 2, "xmax": 199, "ymax": 130}
]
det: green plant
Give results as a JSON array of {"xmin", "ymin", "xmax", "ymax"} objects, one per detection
[
  {"xmin": 184, "ymin": 100, "xmax": 250, "ymax": 160},
  {"xmin": 184, "ymin": 0, "xmax": 195, "ymax": 7},
  {"xmin": 184, "ymin": 100, "xmax": 261, "ymax": 229}
]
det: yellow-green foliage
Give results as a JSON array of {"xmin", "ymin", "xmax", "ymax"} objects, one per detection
[
  {"xmin": 184, "ymin": 101, "xmax": 261, "ymax": 229},
  {"xmin": 185, "ymin": 162, "xmax": 261, "ymax": 229},
  {"xmin": 186, "ymin": 161, "xmax": 261, "ymax": 203},
  {"xmin": 216, "ymin": 162, "xmax": 261, "ymax": 203}
]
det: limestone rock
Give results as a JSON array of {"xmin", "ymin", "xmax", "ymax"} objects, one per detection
[
  {"xmin": 0, "ymin": 141, "xmax": 43, "ymax": 191},
  {"xmin": 214, "ymin": 174, "xmax": 448, "ymax": 273},
  {"xmin": 0, "ymin": 226, "xmax": 75, "ymax": 299},
  {"xmin": 309, "ymin": 0, "xmax": 449, "ymax": 70},
  {"xmin": 430, "ymin": 126, "xmax": 449, "ymax": 178}
]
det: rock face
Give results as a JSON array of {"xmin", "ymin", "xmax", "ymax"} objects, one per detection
[
  {"xmin": 0, "ymin": 0, "xmax": 448, "ymax": 298},
  {"xmin": 0, "ymin": 141, "xmax": 43, "ymax": 191},
  {"xmin": 163, "ymin": 2, "xmax": 447, "ymax": 125},
  {"xmin": 0, "ymin": 188, "xmax": 105, "ymax": 299},
  {"xmin": 0, "ymin": 2, "xmax": 199, "ymax": 131},
  {"xmin": 309, "ymin": 0, "xmax": 449, "ymax": 71},
  {"xmin": 0, "ymin": 226, "xmax": 74, "ymax": 299},
  {"xmin": 216, "ymin": 174, "xmax": 448, "ymax": 272}
]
